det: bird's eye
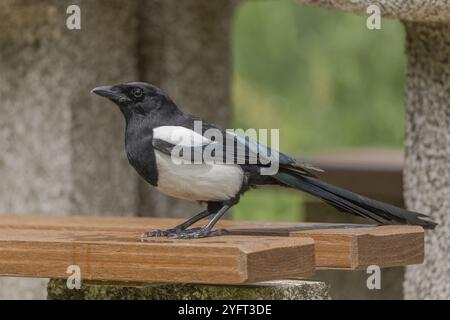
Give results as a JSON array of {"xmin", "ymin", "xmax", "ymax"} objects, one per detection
[{"xmin": 132, "ymin": 88, "xmax": 143, "ymax": 98}]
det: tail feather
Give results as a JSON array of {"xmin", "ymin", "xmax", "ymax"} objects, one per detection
[{"xmin": 274, "ymin": 171, "xmax": 437, "ymax": 229}]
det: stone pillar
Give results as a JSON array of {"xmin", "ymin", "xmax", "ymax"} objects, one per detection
[
  {"xmin": 294, "ymin": 0, "xmax": 450, "ymax": 299},
  {"xmin": 47, "ymin": 279, "xmax": 330, "ymax": 300},
  {"xmin": 402, "ymin": 22, "xmax": 450, "ymax": 300},
  {"xmin": 0, "ymin": 0, "xmax": 140, "ymax": 299},
  {"xmin": 137, "ymin": 0, "xmax": 238, "ymax": 218}
]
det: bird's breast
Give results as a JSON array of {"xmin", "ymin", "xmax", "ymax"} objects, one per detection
[
  {"xmin": 125, "ymin": 138, "xmax": 158, "ymax": 186},
  {"xmin": 154, "ymin": 150, "xmax": 244, "ymax": 202}
]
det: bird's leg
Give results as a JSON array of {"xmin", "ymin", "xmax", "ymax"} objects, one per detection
[
  {"xmin": 174, "ymin": 204, "xmax": 231, "ymax": 239},
  {"xmin": 141, "ymin": 209, "xmax": 212, "ymax": 239}
]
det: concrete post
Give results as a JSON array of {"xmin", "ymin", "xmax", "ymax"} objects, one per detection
[
  {"xmin": 137, "ymin": 0, "xmax": 238, "ymax": 218},
  {"xmin": 295, "ymin": 0, "xmax": 450, "ymax": 299},
  {"xmin": 47, "ymin": 279, "xmax": 330, "ymax": 300},
  {"xmin": 402, "ymin": 22, "xmax": 450, "ymax": 299},
  {"xmin": 0, "ymin": 0, "xmax": 141, "ymax": 299}
]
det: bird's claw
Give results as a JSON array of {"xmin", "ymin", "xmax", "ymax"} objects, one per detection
[
  {"xmin": 140, "ymin": 227, "xmax": 228, "ymax": 240},
  {"xmin": 172, "ymin": 228, "xmax": 228, "ymax": 239},
  {"xmin": 140, "ymin": 228, "xmax": 181, "ymax": 240}
]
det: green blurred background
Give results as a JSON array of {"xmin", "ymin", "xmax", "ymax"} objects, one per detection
[{"xmin": 231, "ymin": 1, "xmax": 405, "ymax": 221}]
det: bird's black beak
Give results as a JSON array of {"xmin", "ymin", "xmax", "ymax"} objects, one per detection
[{"xmin": 91, "ymin": 85, "xmax": 131, "ymax": 103}]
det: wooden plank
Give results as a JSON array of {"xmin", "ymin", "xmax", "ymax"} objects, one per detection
[
  {"xmin": 0, "ymin": 215, "xmax": 424, "ymax": 271},
  {"xmin": 229, "ymin": 222, "xmax": 424, "ymax": 270},
  {"xmin": 0, "ymin": 217, "xmax": 315, "ymax": 284}
]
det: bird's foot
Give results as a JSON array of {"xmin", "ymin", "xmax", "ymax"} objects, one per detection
[
  {"xmin": 140, "ymin": 227, "xmax": 182, "ymax": 240},
  {"xmin": 171, "ymin": 227, "xmax": 229, "ymax": 239},
  {"xmin": 141, "ymin": 227, "xmax": 229, "ymax": 240},
  {"xmin": 141, "ymin": 228, "xmax": 228, "ymax": 241}
]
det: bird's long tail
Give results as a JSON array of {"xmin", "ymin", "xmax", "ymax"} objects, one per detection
[{"xmin": 273, "ymin": 171, "xmax": 437, "ymax": 229}]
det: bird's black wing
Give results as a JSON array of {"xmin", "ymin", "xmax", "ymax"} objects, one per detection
[{"xmin": 151, "ymin": 124, "xmax": 322, "ymax": 177}]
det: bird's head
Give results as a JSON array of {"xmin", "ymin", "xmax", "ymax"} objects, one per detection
[{"xmin": 91, "ymin": 82, "xmax": 172, "ymax": 119}]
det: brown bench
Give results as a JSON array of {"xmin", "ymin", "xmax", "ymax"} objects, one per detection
[
  {"xmin": 0, "ymin": 215, "xmax": 424, "ymax": 299},
  {"xmin": 303, "ymin": 148, "xmax": 407, "ymax": 299}
]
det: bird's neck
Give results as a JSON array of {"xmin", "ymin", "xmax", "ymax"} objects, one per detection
[
  {"xmin": 124, "ymin": 96, "xmax": 186, "ymax": 149},
  {"xmin": 123, "ymin": 117, "xmax": 158, "ymax": 187},
  {"xmin": 124, "ymin": 116, "xmax": 153, "ymax": 146}
]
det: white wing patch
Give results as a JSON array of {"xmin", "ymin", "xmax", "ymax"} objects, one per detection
[{"xmin": 153, "ymin": 126, "xmax": 210, "ymax": 147}]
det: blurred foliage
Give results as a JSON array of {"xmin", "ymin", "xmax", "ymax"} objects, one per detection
[
  {"xmin": 232, "ymin": 187, "xmax": 302, "ymax": 222},
  {"xmin": 231, "ymin": 0, "xmax": 405, "ymax": 221}
]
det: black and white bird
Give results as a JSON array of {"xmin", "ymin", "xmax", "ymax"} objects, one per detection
[{"xmin": 92, "ymin": 82, "xmax": 437, "ymax": 239}]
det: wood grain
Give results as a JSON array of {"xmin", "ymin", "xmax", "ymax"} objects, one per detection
[
  {"xmin": 0, "ymin": 216, "xmax": 315, "ymax": 284},
  {"xmin": 0, "ymin": 215, "xmax": 424, "ymax": 273},
  {"xmin": 228, "ymin": 222, "xmax": 424, "ymax": 270}
]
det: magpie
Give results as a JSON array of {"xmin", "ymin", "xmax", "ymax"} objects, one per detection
[{"xmin": 92, "ymin": 82, "xmax": 437, "ymax": 239}]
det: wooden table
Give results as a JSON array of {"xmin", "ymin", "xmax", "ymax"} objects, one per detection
[{"xmin": 0, "ymin": 215, "xmax": 424, "ymax": 284}]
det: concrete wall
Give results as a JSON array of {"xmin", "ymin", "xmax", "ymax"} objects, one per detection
[
  {"xmin": 0, "ymin": 0, "xmax": 236, "ymax": 299},
  {"xmin": 137, "ymin": 0, "xmax": 237, "ymax": 218}
]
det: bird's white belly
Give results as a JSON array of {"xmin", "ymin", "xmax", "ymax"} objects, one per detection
[{"xmin": 154, "ymin": 150, "xmax": 244, "ymax": 202}]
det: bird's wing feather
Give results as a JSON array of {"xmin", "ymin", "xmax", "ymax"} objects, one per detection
[
  {"xmin": 152, "ymin": 126, "xmax": 270, "ymax": 165},
  {"xmin": 224, "ymin": 131, "xmax": 322, "ymax": 176},
  {"xmin": 153, "ymin": 126, "xmax": 210, "ymax": 146},
  {"xmin": 152, "ymin": 125, "xmax": 322, "ymax": 176}
]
